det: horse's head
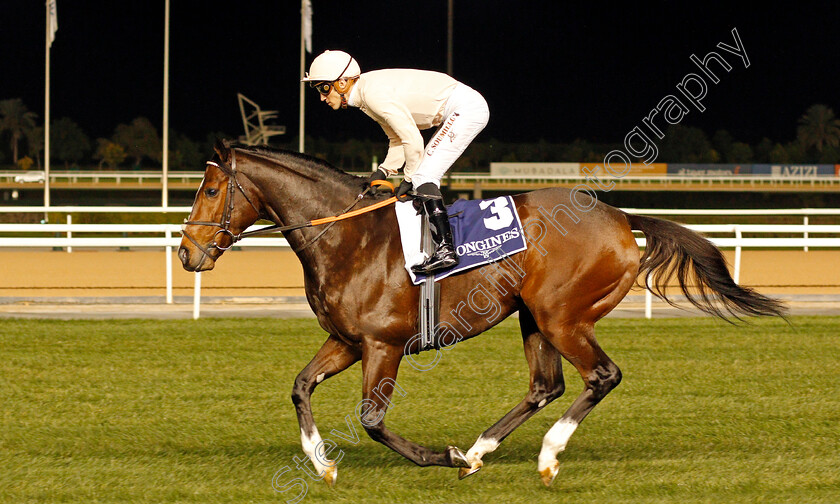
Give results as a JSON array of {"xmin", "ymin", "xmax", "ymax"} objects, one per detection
[{"xmin": 179, "ymin": 140, "xmax": 262, "ymax": 272}]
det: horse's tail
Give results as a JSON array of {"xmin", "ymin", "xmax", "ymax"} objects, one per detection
[{"xmin": 626, "ymin": 213, "xmax": 787, "ymax": 320}]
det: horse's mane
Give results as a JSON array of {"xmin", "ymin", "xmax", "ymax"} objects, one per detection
[{"xmin": 233, "ymin": 144, "xmax": 360, "ymax": 185}]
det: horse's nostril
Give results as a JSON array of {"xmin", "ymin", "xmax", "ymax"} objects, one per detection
[{"xmin": 178, "ymin": 247, "xmax": 189, "ymax": 264}]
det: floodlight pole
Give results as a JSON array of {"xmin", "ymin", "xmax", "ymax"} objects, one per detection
[
  {"xmin": 44, "ymin": 0, "xmax": 51, "ymax": 220},
  {"xmin": 162, "ymin": 0, "xmax": 170, "ymax": 207},
  {"xmin": 299, "ymin": 0, "xmax": 306, "ymax": 153},
  {"xmin": 447, "ymin": 0, "xmax": 453, "ymax": 75}
]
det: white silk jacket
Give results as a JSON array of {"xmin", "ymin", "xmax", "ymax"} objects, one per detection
[{"xmin": 347, "ymin": 69, "xmax": 459, "ymax": 179}]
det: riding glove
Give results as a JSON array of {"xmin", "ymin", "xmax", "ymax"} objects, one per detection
[
  {"xmin": 363, "ymin": 168, "xmax": 388, "ymax": 196},
  {"xmin": 396, "ymin": 179, "xmax": 413, "ymax": 202}
]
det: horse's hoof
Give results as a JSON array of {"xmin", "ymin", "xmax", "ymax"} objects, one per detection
[
  {"xmin": 458, "ymin": 461, "xmax": 482, "ymax": 479},
  {"xmin": 323, "ymin": 464, "xmax": 337, "ymax": 488},
  {"xmin": 539, "ymin": 460, "xmax": 559, "ymax": 487},
  {"xmin": 446, "ymin": 446, "xmax": 470, "ymax": 468}
]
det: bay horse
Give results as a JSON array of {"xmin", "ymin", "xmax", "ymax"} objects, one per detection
[{"xmin": 179, "ymin": 141, "xmax": 785, "ymax": 487}]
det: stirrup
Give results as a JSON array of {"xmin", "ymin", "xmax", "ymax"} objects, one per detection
[{"xmin": 411, "ymin": 247, "xmax": 459, "ymax": 274}]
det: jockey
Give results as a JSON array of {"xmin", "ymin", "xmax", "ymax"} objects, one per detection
[{"xmin": 303, "ymin": 49, "xmax": 489, "ymax": 275}]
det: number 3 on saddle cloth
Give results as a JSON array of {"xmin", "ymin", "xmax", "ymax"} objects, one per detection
[{"xmin": 395, "ymin": 196, "xmax": 528, "ymax": 285}]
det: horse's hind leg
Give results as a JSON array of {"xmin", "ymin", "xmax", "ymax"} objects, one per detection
[
  {"xmin": 357, "ymin": 342, "xmax": 469, "ymax": 468},
  {"xmin": 459, "ymin": 307, "xmax": 566, "ymax": 478},
  {"xmin": 292, "ymin": 334, "xmax": 361, "ymax": 487},
  {"xmin": 536, "ymin": 321, "xmax": 621, "ymax": 486}
]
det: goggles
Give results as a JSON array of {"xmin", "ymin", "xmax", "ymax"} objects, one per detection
[{"xmin": 311, "ymin": 81, "xmax": 333, "ymax": 95}]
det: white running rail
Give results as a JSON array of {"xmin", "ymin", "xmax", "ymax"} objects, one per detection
[{"xmin": 2, "ymin": 207, "xmax": 839, "ymax": 319}]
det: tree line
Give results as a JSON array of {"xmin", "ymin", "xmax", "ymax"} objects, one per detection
[{"xmin": 1, "ymin": 98, "xmax": 839, "ymax": 172}]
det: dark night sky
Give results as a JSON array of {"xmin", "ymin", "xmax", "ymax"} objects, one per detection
[{"xmin": 3, "ymin": 1, "xmax": 839, "ymax": 147}]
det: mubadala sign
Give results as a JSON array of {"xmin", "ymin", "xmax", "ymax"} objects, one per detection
[{"xmin": 490, "ymin": 163, "xmax": 580, "ymax": 178}]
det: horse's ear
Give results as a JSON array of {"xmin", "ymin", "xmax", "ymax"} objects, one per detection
[{"xmin": 213, "ymin": 138, "xmax": 231, "ymax": 163}]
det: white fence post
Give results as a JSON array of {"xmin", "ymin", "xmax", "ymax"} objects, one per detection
[
  {"xmin": 734, "ymin": 226, "xmax": 742, "ymax": 284},
  {"xmin": 66, "ymin": 214, "xmax": 72, "ymax": 253},
  {"xmin": 644, "ymin": 273, "xmax": 652, "ymax": 319},
  {"xmin": 193, "ymin": 272, "xmax": 201, "ymax": 320},
  {"xmin": 803, "ymin": 216, "xmax": 809, "ymax": 252},
  {"xmin": 165, "ymin": 229, "xmax": 173, "ymax": 304}
]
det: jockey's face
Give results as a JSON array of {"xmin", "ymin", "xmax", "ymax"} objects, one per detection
[
  {"xmin": 320, "ymin": 85, "xmax": 342, "ymax": 110},
  {"xmin": 317, "ymin": 78, "xmax": 352, "ymax": 110}
]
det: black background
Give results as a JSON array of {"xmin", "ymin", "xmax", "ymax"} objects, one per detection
[{"xmin": 3, "ymin": 1, "xmax": 839, "ymax": 146}]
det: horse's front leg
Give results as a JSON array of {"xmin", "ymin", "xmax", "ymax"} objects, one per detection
[
  {"xmin": 291, "ymin": 334, "xmax": 361, "ymax": 487},
  {"xmin": 358, "ymin": 341, "xmax": 469, "ymax": 468},
  {"xmin": 459, "ymin": 309, "xmax": 566, "ymax": 479}
]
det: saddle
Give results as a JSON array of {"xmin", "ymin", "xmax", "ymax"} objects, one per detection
[{"xmin": 398, "ymin": 195, "xmax": 528, "ymax": 352}]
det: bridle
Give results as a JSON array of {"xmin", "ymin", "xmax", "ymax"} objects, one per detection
[
  {"xmin": 181, "ymin": 149, "xmax": 262, "ymax": 261},
  {"xmin": 181, "ymin": 147, "xmax": 398, "ymax": 261}
]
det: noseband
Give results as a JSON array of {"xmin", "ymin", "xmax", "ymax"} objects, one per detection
[{"xmin": 181, "ymin": 149, "xmax": 261, "ymax": 261}]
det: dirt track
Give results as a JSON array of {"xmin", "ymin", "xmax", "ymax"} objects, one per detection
[{"xmin": 1, "ymin": 249, "xmax": 838, "ymax": 299}]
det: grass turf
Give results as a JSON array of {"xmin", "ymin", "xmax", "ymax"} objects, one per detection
[{"xmin": 1, "ymin": 316, "xmax": 839, "ymax": 503}]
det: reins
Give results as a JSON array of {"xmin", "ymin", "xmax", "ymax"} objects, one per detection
[
  {"xmin": 240, "ymin": 180, "xmax": 396, "ymax": 238},
  {"xmin": 182, "ymin": 150, "xmax": 397, "ymax": 256}
]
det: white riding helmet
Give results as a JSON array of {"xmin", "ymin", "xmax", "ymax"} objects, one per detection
[{"xmin": 302, "ymin": 50, "xmax": 361, "ymax": 83}]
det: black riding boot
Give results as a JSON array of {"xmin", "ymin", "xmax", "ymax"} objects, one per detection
[{"xmin": 412, "ymin": 197, "xmax": 459, "ymax": 274}]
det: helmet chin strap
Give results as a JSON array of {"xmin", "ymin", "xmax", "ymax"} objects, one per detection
[
  {"xmin": 334, "ymin": 78, "xmax": 354, "ymax": 109},
  {"xmin": 332, "ymin": 56, "xmax": 355, "ymax": 110}
]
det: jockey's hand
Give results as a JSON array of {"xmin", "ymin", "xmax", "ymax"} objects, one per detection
[
  {"xmin": 396, "ymin": 179, "xmax": 413, "ymax": 202},
  {"xmin": 363, "ymin": 169, "xmax": 388, "ymax": 196}
]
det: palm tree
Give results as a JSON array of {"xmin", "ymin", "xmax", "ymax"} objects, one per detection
[
  {"xmin": 51, "ymin": 117, "xmax": 90, "ymax": 168},
  {"xmin": 0, "ymin": 98, "xmax": 38, "ymax": 163},
  {"xmin": 25, "ymin": 126, "xmax": 44, "ymax": 169},
  {"xmin": 112, "ymin": 117, "xmax": 161, "ymax": 168},
  {"xmin": 797, "ymin": 104, "xmax": 840, "ymax": 153}
]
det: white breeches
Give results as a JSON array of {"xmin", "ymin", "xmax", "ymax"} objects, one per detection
[{"xmin": 411, "ymin": 83, "xmax": 489, "ymax": 189}]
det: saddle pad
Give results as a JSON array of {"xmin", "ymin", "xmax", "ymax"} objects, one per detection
[{"xmin": 396, "ymin": 196, "xmax": 527, "ymax": 285}]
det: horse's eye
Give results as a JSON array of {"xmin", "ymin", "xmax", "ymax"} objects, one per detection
[{"xmin": 205, "ymin": 187, "xmax": 219, "ymax": 197}]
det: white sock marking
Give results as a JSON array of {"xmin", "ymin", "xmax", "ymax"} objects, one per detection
[
  {"xmin": 538, "ymin": 419, "xmax": 578, "ymax": 471},
  {"xmin": 466, "ymin": 436, "xmax": 499, "ymax": 464},
  {"xmin": 300, "ymin": 428, "xmax": 330, "ymax": 476}
]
